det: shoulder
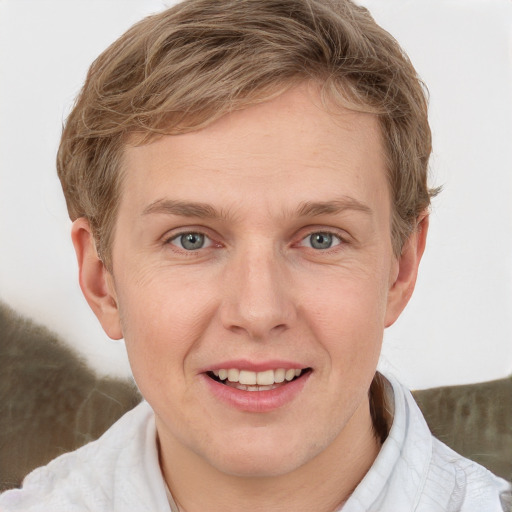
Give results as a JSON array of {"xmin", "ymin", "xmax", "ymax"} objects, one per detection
[
  {"xmin": 376, "ymin": 374, "xmax": 511, "ymax": 512},
  {"xmin": 422, "ymin": 437, "xmax": 512, "ymax": 512},
  {"xmin": 0, "ymin": 402, "xmax": 168, "ymax": 512},
  {"xmin": 397, "ymin": 378, "xmax": 511, "ymax": 512}
]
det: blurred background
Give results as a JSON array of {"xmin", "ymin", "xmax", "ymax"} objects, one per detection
[{"xmin": 1, "ymin": 0, "xmax": 511, "ymax": 390}]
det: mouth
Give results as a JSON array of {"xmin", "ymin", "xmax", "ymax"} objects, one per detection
[{"xmin": 206, "ymin": 367, "xmax": 312, "ymax": 392}]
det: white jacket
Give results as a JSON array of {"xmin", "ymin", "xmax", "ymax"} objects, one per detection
[{"xmin": 1, "ymin": 375, "xmax": 510, "ymax": 512}]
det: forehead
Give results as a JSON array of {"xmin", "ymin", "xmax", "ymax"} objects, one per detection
[{"xmin": 120, "ymin": 85, "xmax": 389, "ymax": 219}]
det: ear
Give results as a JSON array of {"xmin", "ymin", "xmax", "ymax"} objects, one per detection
[
  {"xmin": 71, "ymin": 218, "xmax": 123, "ymax": 340},
  {"xmin": 384, "ymin": 214, "xmax": 429, "ymax": 328}
]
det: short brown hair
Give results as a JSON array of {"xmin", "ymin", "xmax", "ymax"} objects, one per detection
[{"xmin": 57, "ymin": 0, "xmax": 436, "ymax": 269}]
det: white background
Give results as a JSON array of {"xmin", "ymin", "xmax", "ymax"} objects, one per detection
[{"xmin": 1, "ymin": 0, "xmax": 511, "ymax": 389}]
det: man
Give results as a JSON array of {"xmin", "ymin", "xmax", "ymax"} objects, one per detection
[{"xmin": 1, "ymin": 0, "xmax": 509, "ymax": 510}]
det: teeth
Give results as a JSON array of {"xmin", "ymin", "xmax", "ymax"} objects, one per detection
[
  {"xmin": 256, "ymin": 369, "xmax": 274, "ymax": 386},
  {"xmin": 227, "ymin": 368, "xmax": 239, "ymax": 382},
  {"xmin": 274, "ymin": 368, "xmax": 285, "ymax": 383},
  {"xmin": 285, "ymin": 369, "xmax": 296, "ymax": 381},
  {"xmin": 239, "ymin": 370, "xmax": 257, "ymax": 385},
  {"xmin": 212, "ymin": 367, "xmax": 305, "ymax": 386}
]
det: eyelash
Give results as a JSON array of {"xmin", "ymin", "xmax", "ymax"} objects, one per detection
[
  {"xmin": 297, "ymin": 231, "xmax": 344, "ymax": 251},
  {"xmin": 165, "ymin": 231, "xmax": 218, "ymax": 252},
  {"xmin": 164, "ymin": 228, "xmax": 347, "ymax": 254}
]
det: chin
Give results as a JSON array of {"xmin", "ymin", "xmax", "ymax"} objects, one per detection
[
  {"xmin": 214, "ymin": 451, "xmax": 306, "ymax": 479},
  {"xmin": 203, "ymin": 431, "xmax": 323, "ymax": 479}
]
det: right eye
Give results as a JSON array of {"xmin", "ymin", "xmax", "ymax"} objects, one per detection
[
  {"xmin": 298, "ymin": 231, "xmax": 342, "ymax": 250},
  {"xmin": 169, "ymin": 232, "xmax": 213, "ymax": 251}
]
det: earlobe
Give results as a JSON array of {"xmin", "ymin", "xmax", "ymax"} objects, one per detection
[
  {"xmin": 384, "ymin": 214, "xmax": 429, "ymax": 328},
  {"xmin": 71, "ymin": 218, "xmax": 123, "ymax": 340}
]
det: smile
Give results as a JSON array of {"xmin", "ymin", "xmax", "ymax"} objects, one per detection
[
  {"xmin": 207, "ymin": 368, "xmax": 311, "ymax": 391},
  {"xmin": 203, "ymin": 364, "xmax": 313, "ymax": 412}
]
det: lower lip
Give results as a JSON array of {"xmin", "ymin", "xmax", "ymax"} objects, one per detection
[{"xmin": 202, "ymin": 372, "xmax": 311, "ymax": 413}]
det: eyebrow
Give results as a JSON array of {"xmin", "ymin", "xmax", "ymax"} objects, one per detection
[
  {"xmin": 142, "ymin": 199, "xmax": 219, "ymax": 218},
  {"xmin": 296, "ymin": 198, "xmax": 373, "ymax": 217},
  {"xmin": 141, "ymin": 197, "xmax": 373, "ymax": 219}
]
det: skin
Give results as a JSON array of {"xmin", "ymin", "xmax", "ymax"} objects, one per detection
[{"xmin": 73, "ymin": 84, "xmax": 428, "ymax": 511}]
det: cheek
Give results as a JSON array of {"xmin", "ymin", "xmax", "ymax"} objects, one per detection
[
  {"xmin": 298, "ymin": 271, "xmax": 388, "ymax": 365},
  {"xmin": 300, "ymin": 268, "xmax": 390, "ymax": 329},
  {"xmin": 115, "ymin": 273, "xmax": 218, "ymax": 377}
]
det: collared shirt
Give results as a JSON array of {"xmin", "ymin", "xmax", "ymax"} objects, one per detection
[
  {"xmin": 342, "ymin": 375, "xmax": 511, "ymax": 511},
  {"xmin": 0, "ymin": 375, "xmax": 509, "ymax": 511}
]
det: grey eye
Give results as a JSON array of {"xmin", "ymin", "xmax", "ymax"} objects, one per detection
[
  {"xmin": 298, "ymin": 231, "xmax": 342, "ymax": 250},
  {"xmin": 309, "ymin": 232, "xmax": 334, "ymax": 250},
  {"xmin": 176, "ymin": 232, "xmax": 206, "ymax": 250},
  {"xmin": 309, "ymin": 233, "xmax": 332, "ymax": 249}
]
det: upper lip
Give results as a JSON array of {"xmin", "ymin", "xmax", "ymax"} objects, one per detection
[{"xmin": 199, "ymin": 359, "xmax": 310, "ymax": 373}]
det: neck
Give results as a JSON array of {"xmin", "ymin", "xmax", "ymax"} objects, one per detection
[{"xmin": 158, "ymin": 399, "xmax": 381, "ymax": 512}]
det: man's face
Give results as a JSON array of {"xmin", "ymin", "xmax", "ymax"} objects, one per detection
[{"xmin": 102, "ymin": 85, "xmax": 407, "ymax": 477}]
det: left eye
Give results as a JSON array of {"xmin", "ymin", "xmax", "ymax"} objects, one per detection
[
  {"xmin": 299, "ymin": 232, "xmax": 342, "ymax": 250},
  {"xmin": 169, "ymin": 232, "xmax": 212, "ymax": 251}
]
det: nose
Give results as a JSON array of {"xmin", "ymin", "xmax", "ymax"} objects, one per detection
[{"xmin": 220, "ymin": 244, "xmax": 296, "ymax": 340}]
